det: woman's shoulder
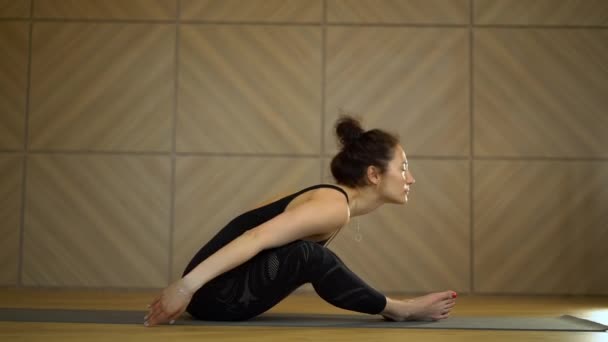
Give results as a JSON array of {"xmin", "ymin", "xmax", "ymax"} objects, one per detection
[
  {"xmin": 308, "ymin": 185, "xmax": 349, "ymax": 204},
  {"xmin": 305, "ymin": 185, "xmax": 351, "ymax": 223}
]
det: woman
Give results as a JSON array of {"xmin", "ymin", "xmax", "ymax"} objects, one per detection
[{"xmin": 144, "ymin": 115, "xmax": 457, "ymax": 326}]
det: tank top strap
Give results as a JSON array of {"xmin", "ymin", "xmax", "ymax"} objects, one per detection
[
  {"xmin": 313, "ymin": 184, "xmax": 349, "ymax": 204},
  {"xmin": 301, "ymin": 184, "xmax": 349, "ymax": 248}
]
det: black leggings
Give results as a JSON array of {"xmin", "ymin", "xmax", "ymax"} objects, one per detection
[{"xmin": 186, "ymin": 240, "xmax": 387, "ymax": 321}]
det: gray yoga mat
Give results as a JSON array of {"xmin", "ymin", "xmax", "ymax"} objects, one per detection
[{"xmin": 0, "ymin": 308, "xmax": 606, "ymax": 331}]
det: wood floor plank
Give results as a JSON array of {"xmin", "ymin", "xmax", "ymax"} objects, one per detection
[{"xmin": 0, "ymin": 289, "xmax": 606, "ymax": 341}]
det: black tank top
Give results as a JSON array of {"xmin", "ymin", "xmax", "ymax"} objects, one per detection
[{"xmin": 183, "ymin": 184, "xmax": 349, "ymax": 276}]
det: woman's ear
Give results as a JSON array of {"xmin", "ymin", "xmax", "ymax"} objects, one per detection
[{"xmin": 366, "ymin": 165, "xmax": 382, "ymax": 185}]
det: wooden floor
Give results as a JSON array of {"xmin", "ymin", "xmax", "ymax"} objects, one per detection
[{"xmin": 0, "ymin": 288, "xmax": 607, "ymax": 342}]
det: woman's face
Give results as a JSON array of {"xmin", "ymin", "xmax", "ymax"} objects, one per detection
[{"xmin": 379, "ymin": 145, "xmax": 415, "ymax": 204}]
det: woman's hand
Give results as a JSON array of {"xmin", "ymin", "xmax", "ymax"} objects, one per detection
[{"xmin": 144, "ymin": 279, "xmax": 193, "ymax": 327}]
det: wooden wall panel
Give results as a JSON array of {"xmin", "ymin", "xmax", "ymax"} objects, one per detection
[
  {"xmin": 327, "ymin": 0, "xmax": 469, "ymax": 24},
  {"xmin": 475, "ymin": 0, "xmax": 608, "ymax": 26},
  {"xmin": 0, "ymin": 154, "xmax": 22, "ymax": 285},
  {"xmin": 474, "ymin": 29, "xmax": 608, "ymax": 157},
  {"xmin": 320, "ymin": 158, "xmax": 470, "ymax": 293},
  {"xmin": 22, "ymin": 154, "xmax": 171, "ymax": 287},
  {"xmin": 181, "ymin": 0, "xmax": 322, "ymax": 22},
  {"xmin": 0, "ymin": 22, "xmax": 28, "ymax": 150},
  {"xmin": 172, "ymin": 156, "xmax": 321, "ymax": 281},
  {"xmin": 0, "ymin": 0, "xmax": 29, "ymax": 18},
  {"xmin": 325, "ymin": 27, "xmax": 469, "ymax": 157},
  {"xmin": 3, "ymin": 0, "xmax": 605, "ymax": 294},
  {"xmin": 34, "ymin": 0, "xmax": 177, "ymax": 20},
  {"xmin": 177, "ymin": 25, "xmax": 321, "ymax": 154},
  {"xmin": 474, "ymin": 161, "xmax": 608, "ymax": 294},
  {"xmin": 29, "ymin": 23, "xmax": 174, "ymax": 152}
]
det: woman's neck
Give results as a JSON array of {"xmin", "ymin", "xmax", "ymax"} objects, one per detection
[{"xmin": 336, "ymin": 184, "xmax": 384, "ymax": 217}]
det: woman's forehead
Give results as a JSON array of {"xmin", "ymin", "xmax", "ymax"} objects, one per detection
[
  {"xmin": 397, "ymin": 146, "xmax": 407, "ymax": 160},
  {"xmin": 393, "ymin": 146, "xmax": 407, "ymax": 163}
]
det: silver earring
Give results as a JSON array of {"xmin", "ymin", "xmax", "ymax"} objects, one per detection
[{"xmin": 354, "ymin": 219, "xmax": 362, "ymax": 242}]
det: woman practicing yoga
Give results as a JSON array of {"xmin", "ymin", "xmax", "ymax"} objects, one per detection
[{"xmin": 144, "ymin": 115, "xmax": 457, "ymax": 326}]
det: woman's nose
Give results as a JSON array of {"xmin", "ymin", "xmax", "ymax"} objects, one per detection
[{"xmin": 406, "ymin": 171, "xmax": 415, "ymax": 185}]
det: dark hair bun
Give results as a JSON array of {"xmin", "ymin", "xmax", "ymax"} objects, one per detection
[
  {"xmin": 335, "ymin": 115, "xmax": 364, "ymax": 149},
  {"xmin": 330, "ymin": 113, "xmax": 400, "ymax": 187}
]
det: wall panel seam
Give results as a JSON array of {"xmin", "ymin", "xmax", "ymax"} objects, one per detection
[{"xmin": 18, "ymin": 0, "xmax": 35, "ymax": 286}]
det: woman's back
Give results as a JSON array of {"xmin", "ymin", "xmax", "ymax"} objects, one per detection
[{"xmin": 182, "ymin": 184, "xmax": 349, "ymax": 277}]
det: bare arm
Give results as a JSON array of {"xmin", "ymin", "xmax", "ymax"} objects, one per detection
[
  {"xmin": 181, "ymin": 197, "xmax": 349, "ymax": 293},
  {"xmin": 144, "ymin": 195, "xmax": 348, "ymax": 326}
]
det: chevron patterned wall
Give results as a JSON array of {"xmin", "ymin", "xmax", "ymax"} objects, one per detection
[{"xmin": 0, "ymin": 0, "xmax": 606, "ymax": 295}]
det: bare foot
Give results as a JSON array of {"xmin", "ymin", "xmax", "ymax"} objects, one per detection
[{"xmin": 381, "ymin": 291, "xmax": 457, "ymax": 322}]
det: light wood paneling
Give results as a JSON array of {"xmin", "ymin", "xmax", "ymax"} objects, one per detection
[
  {"xmin": 172, "ymin": 156, "xmax": 321, "ymax": 280},
  {"xmin": 474, "ymin": 161, "xmax": 608, "ymax": 295},
  {"xmin": 325, "ymin": 27, "xmax": 469, "ymax": 157},
  {"xmin": 34, "ymin": 0, "xmax": 177, "ymax": 20},
  {"xmin": 0, "ymin": 154, "xmax": 22, "ymax": 285},
  {"xmin": 0, "ymin": 22, "xmax": 28, "ymax": 150},
  {"xmin": 475, "ymin": 0, "xmax": 608, "ymax": 26},
  {"xmin": 177, "ymin": 25, "xmax": 321, "ymax": 154},
  {"xmin": 22, "ymin": 154, "xmax": 171, "ymax": 287},
  {"xmin": 320, "ymin": 158, "xmax": 470, "ymax": 293},
  {"xmin": 474, "ymin": 29, "xmax": 608, "ymax": 157},
  {"xmin": 181, "ymin": 0, "xmax": 322, "ymax": 22},
  {"xmin": 0, "ymin": 0, "xmax": 29, "ymax": 18},
  {"xmin": 327, "ymin": 0, "xmax": 469, "ymax": 24},
  {"xmin": 2, "ymin": 0, "xmax": 604, "ymax": 297},
  {"xmin": 28, "ymin": 22, "xmax": 174, "ymax": 152}
]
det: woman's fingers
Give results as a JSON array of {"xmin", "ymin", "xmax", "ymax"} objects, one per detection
[
  {"xmin": 167, "ymin": 310, "xmax": 183, "ymax": 325},
  {"xmin": 146, "ymin": 308, "xmax": 167, "ymax": 326},
  {"xmin": 144, "ymin": 285, "xmax": 190, "ymax": 327},
  {"xmin": 146, "ymin": 300, "xmax": 159, "ymax": 316},
  {"xmin": 145, "ymin": 302, "xmax": 170, "ymax": 326},
  {"xmin": 145, "ymin": 300, "xmax": 162, "ymax": 322},
  {"xmin": 148, "ymin": 296, "xmax": 161, "ymax": 308},
  {"xmin": 144, "ymin": 309, "xmax": 157, "ymax": 326},
  {"xmin": 146, "ymin": 307, "xmax": 181, "ymax": 327},
  {"xmin": 145, "ymin": 297, "xmax": 162, "ymax": 318}
]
